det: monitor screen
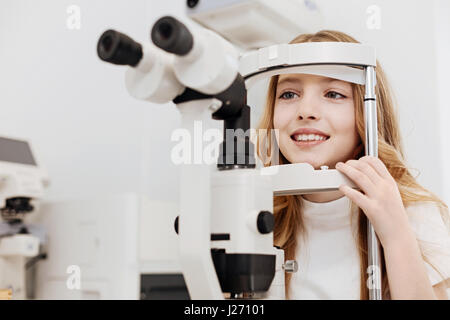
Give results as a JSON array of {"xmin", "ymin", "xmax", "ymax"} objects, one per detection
[{"xmin": 0, "ymin": 137, "xmax": 36, "ymax": 166}]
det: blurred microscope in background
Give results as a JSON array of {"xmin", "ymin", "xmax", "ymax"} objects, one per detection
[{"xmin": 0, "ymin": 136, "xmax": 49, "ymax": 299}]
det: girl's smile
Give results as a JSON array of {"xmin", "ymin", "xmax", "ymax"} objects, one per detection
[{"xmin": 291, "ymin": 137, "xmax": 330, "ymax": 148}]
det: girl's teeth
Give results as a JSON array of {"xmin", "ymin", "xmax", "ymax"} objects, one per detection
[{"xmin": 294, "ymin": 134, "xmax": 327, "ymax": 141}]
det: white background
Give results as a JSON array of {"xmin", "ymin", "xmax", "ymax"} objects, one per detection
[{"xmin": 0, "ymin": 0, "xmax": 449, "ymax": 208}]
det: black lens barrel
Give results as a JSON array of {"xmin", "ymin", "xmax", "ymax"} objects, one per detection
[
  {"xmin": 97, "ymin": 29, "xmax": 143, "ymax": 67},
  {"xmin": 151, "ymin": 16, "xmax": 194, "ymax": 56}
]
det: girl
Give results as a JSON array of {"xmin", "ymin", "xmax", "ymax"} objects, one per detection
[{"xmin": 256, "ymin": 30, "xmax": 450, "ymax": 299}]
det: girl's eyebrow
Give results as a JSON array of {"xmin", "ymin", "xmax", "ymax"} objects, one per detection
[{"xmin": 277, "ymin": 76, "xmax": 302, "ymax": 87}]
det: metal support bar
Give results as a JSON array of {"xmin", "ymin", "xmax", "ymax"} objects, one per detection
[{"xmin": 364, "ymin": 66, "xmax": 383, "ymax": 300}]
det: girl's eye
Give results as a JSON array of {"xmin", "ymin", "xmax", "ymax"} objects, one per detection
[
  {"xmin": 279, "ymin": 91, "xmax": 299, "ymax": 100},
  {"xmin": 325, "ymin": 91, "xmax": 346, "ymax": 99}
]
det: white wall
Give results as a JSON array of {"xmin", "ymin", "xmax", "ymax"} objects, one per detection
[{"xmin": 0, "ymin": 0, "xmax": 448, "ymax": 206}]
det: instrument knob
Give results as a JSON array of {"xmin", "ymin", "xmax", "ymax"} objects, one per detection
[{"xmin": 257, "ymin": 211, "xmax": 274, "ymax": 234}]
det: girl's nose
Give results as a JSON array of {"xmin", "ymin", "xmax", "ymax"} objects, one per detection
[{"xmin": 295, "ymin": 94, "xmax": 321, "ymax": 120}]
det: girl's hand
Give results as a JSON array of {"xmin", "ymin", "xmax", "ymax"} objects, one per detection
[{"xmin": 335, "ymin": 155, "xmax": 411, "ymax": 248}]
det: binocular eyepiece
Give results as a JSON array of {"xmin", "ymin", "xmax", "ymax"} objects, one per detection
[
  {"xmin": 97, "ymin": 16, "xmax": 194, "ymax": 68},
  {"xmin": 151, "ymin": 16, "xmax": 194, "ymax": 56},
  {"xmin": 97, "ymin": 29, "xmax": 143, "ymax": 67}
]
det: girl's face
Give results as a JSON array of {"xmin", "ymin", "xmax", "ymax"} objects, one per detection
[{"xmin": 273, "ymin": 73, "xmax": 361, "ymax": 169}]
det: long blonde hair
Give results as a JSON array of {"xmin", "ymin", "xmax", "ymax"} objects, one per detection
[{"xmin": 256, "ymin": 30, "xmax": 449, "ymax": 299}]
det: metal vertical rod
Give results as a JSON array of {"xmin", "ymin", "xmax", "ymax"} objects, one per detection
[{"xmin": 364, "ymin": 66, "xmax": 383, "ymax": 300}]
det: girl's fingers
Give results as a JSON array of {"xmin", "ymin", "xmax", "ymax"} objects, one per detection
[
  {"xmin": 339, "ymin": 184, "xmax": 371, "ymax": 214},
  {"xmin": 359, "ymin": 156, "xmax": 393, "ymax": 181},
  {"xmin": 343, "ymin": 159, "xmax": 383, "ymax": 185},
  {"xmin": 336, "ymin": 161, "xmax": 376, "ymax": 195}
]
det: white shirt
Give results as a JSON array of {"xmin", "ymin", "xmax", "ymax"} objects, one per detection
[{"xmin": 288, "ymin": 195, "xmax": 450, "ymax": 300}]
